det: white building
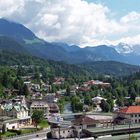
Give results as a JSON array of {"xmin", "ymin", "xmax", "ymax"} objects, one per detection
[
  {"xmin": 92, "ymin": 96, "xmax": 106, "ymax": 104},
  {"xmin": 30, "ymin": 100, "xmax": 50, "ymax": 115},
  {"xmin": 113, "ymin": 106, "xmax": 140, "ymax": 124},
  {"xmin": 51, "ymin": 126, "xmax": 76, "ymax": 139}
]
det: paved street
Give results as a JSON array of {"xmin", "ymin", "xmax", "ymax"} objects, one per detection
[
  {"xmin": 7, "ymin": 130, "xmax": 48, "ymax": 140},
  {"xmin": 97, "ymin": 133, "xmax": 140, "ymax": 140},
  {"xmin": 87, "ymin": 123, "xmax": 140, "ymax": 133}
]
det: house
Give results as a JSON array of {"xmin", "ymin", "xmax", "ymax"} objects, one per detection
[
  {"xmin": 135, "ymin": 97, "xmax": 140, "ymax": 104},
  {"xmin": 0, "ymin": 117, "xmax": 18, "ymax": 131},
  {"xmin": 32, "ymin": 92, "xmax": 43, "ymax": 99},
  {"xmin": 23, "ymin": 81, "xmax": 31, "ymax": 85},
  {"xmin": 0, "ymin": 102, "xmax": 31, "ymax": 128},
  {"xmin": 48, "ymin": 103, "xmax": 59, "ymax": 114},
  {"xmin": 92, "ymin": 96, "xmax": 106, "ymax": 104},
  {"xmin": 43, "ymin": 94, "xmax": 58, "ymax": 103},
  {"xmin": 31, "ymin": 83, "xmax": 40, "ymax": 92},
  {"xmin": 53, "ymin": 77, "xmax": 65, "ymax": 85},
  {"xmin": 83, "ymin": 80, "xmax": 110, "ymax": 88},
  {"xmin": 113, "ymin": 106, "xmax": 140, "ymax": 124},
  {"xmin": 30, "ymin": 100, "xmax": 50, "ymax": 115},
  {"xmin": 72, "ymin": 115, "xmax": 113, "ymax": 129},
  {"xmin": 11, "ymin": 95, "xmax": 26, "ymax": 105},
  {"xmin": 0, "ymin": 103, "xmax": 29, "ymax": 119}
]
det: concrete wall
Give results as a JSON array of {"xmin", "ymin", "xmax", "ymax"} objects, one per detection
[
  {"xmin": 51, "ymin": 128, "xmax": 75, "ymax": 139},
  {"xmin": 5, "ymin": 122, "xmax": 18, "ymax": 130}
]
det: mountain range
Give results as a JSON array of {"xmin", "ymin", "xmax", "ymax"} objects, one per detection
[
  {"xmin": 0, "ymin": 18, "xmax": 140, "ymax": 65},
  {"xmin": 0, "ymin": 18, "xmax": 140, "ymax": 76}
]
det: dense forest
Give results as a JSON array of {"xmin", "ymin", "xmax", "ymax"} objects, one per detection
[
  {"xmin": 0, "ymin": 36, "xmax": 140, "ymax": 113},
  {"xmin": 80, "ymin": 61, "xmax": 140, "ymax": 76}
]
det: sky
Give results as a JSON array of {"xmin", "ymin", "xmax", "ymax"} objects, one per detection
[{"xmin": 0, "ymin": 0, "xmax": 140, "ymax": 47}]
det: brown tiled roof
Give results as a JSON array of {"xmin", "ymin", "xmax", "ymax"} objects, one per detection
[
  {"xmin": 72, "ymin": 116, "xmax": 99, "ymax": 125},
  {"xmin": 118, "ymin": 106, "xmax": 140, "ymax": 114}
]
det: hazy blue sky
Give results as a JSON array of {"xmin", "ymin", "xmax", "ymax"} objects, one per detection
[
  {"xmin": 87, "ymin": 0, "xmax": 140, "ymax": 17},
  {"xmin": 0, "ymin": 0, "xmax": 140, "ymax": 46}
]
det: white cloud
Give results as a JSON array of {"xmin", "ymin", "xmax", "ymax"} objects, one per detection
[
  {"xmin": 121, "ymin": 12, "xmax": 140, "ymax": 24},
  {"xmin": 0, "ymin": 0, "xmax": 24, "ymax": 17},
  {"xmin": 117, "ymin": 35, "xmax": 140, "ymax": 45},
  {"xmin": 0, "ymin": 0, "xmax": 140, "ymax": 46}
]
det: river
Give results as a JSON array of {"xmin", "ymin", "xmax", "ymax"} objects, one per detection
[{"xmin": 63, "ymin": 102, "xmax": 74, "ymax": 120}]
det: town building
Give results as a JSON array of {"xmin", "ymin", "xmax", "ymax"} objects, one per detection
[
  {"xmin": 50, "ymin": 126, "xmax": 76, "ymax": 139},
  {"xmin": 92, "ymin": 96, "xmax": 106, "ymax": 104},
  {"xmin": 43, "ymin": 94, "xmax": 58, "ymax": 103},
  {"xmin": 0, "ymin": 97, "xmax": 31, "ymax": 130},
  {"xmin": 113, "ymin": 106, "xmax": 140, "ymax": 124},
  {"xmin": 48, "ymin": 103, "xmax": 59, "ymax": 114},
  {"xmin": 72, "ymin": 115, "xmax": 113, "ymax": 129},
  {"xmin": 30, "ymin": 100, "xmax": 50, "ymax": 115}
]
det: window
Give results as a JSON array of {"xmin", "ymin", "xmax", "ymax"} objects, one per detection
[
  {"xmin": 135, "ymin": 114, "xmax": 137, "ymax": 117},
  {"xmin": 63, "ymin": 131, "xmax": 65, "ymax": 133},
  {"xmin": 135, "ymin": 120, "xmax": 137, "ymax": 123},
  {"xmin": 131, "ymin": 114, "xmax": 133, "ymax": 117}
]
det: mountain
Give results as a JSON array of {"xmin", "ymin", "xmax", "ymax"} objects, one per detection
[
  {"xmin": 0, "ymin": 36, "xmax": 28, "ymax": 54},
  {"xmin": 0, "ymin": 18, "xmax": 36, "ymax": 42},
  {"xmin": 115, "ymin": 43, "xmax": 134, "ymax": 54},
  {"xmin": 114, "ymin": 43, "xmax": 140, "ymax": 65},
  {"xmin": 51, "ymin": 42, "xmax": 81, "ymax": 52},
  {"xmin": 0, "ymin": 18, "xmax": 140, "ymax": 66},
  {"xmin": 80, "ymin": 61, "xmax": 140, "ymax": 76},
  {"xmin": 0, "ymin": 23, "xmax": 140, "ymax": 77}
]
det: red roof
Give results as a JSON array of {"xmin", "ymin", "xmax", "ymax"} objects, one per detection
[{"xmin": 119, "ymin": 106, "xmax": 140, "ymax": 114}]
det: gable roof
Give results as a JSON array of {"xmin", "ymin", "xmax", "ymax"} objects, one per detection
[
  {"xmin": 72, "ymin": 116, "xmax": 99, "ymax": 125},
  {"xmin": 118, "ymin": 106, "xmax": 140, "ymax": 114}
]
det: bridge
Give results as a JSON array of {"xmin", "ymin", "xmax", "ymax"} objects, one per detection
[
  {"xmin": 60, "ymin": 112, "xmax": 112, "ymax": 117},
  {"xmin": 83, "ymin": 124, "xmax": 140, "ymax": 138}
]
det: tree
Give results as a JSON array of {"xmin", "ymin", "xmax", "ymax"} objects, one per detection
[
  {"xmin": 129, "ymin": 87, "xmax": 136, "ymax": 100},
  {"xmin": 107, "ymin": 98, "xmax": 114, "ymax": 112},
  {"xmin": 116, "ymin": 97, "xmax": 124, "ymax": 107},
  {"xmin": 66, "ymin": 85, "xmax": 71, "ymax": 96},
  {"xmin": 84, "ymin": 95, "xmax": 92, "ymax": 106},
  {"xmin": 100, "ymin": 100, "xmax": 110, "ymax": 112},
  {"xmin": 22, "ymin": 84, "xmax": 30, "ymax": 97},
  {"xmin": 71, "ymin": 96, "xmax": 83, "ymax": 112},
  {"xmin": 2, "ymin": 72, "xmax": 10, "ymax": 88},
  {"xmin": 13, "ymin": 78, "xmax": 23, "ymax": 90},
  {"xmin": 0, "ymin": 85, "xmax": 4, "ymax": 98},
  {"xmin": 129, "ymin": 134, "xmax": 137, "ymax": 140},
  {"xmin": 58, "ymin": 98, "xmax": 65, "ymax": 113},
  {"xmin": 34, "ymin": 72, "xmax": 40, "ymax": 84},
  {"xmin": 31, "ymin": 110, "xmax": 44, "ymax": 128}
]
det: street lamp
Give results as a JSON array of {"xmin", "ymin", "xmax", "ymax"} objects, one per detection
[
  {"xmin": 113, "ymin": 122, "xmax": 114, "ymax": 131},
  {"xmin": 58, "ymin": 124, "xmax": 60, "ymax": 140},
  {"xmin": 128, "ymin": 118, "xmax": 131, "ymax": 139},
  {"xmin": 0, "ymin": 129, "xmax": 2, "ymax": 140}
]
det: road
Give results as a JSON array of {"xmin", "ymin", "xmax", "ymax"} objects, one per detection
[
  {"xmin": 60, "ymin": 112, "xmax": 112, "ymax": 117},
  {"xmin": 97, "ymin": 133, "xmax": 140, "ymax": 140},
  {"xmin": 87, "ymin": 123, "xmax": 140, "ymax": 133},
  {"xmin": 7, "ymin": 130, "xmax": 49, "ymax": 140}
]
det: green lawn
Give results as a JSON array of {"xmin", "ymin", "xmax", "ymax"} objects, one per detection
[
  {"xmin": 1, "ymin": 128, "xmax": 37, "ymax": 138},
  {"xmin": 1, "ymin": 120, "xmax": 49, "ymax": 138},
  {"xmin": 2, "ymin": 131, "xmax": 17, "ymax": 137},
  {"xmin": 38, "ymin": 119, "xmax": 49, "ymax": 128},
  {"xmin": 21, "ymin": 128, "xmax": 37, "ymax": 134}
]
